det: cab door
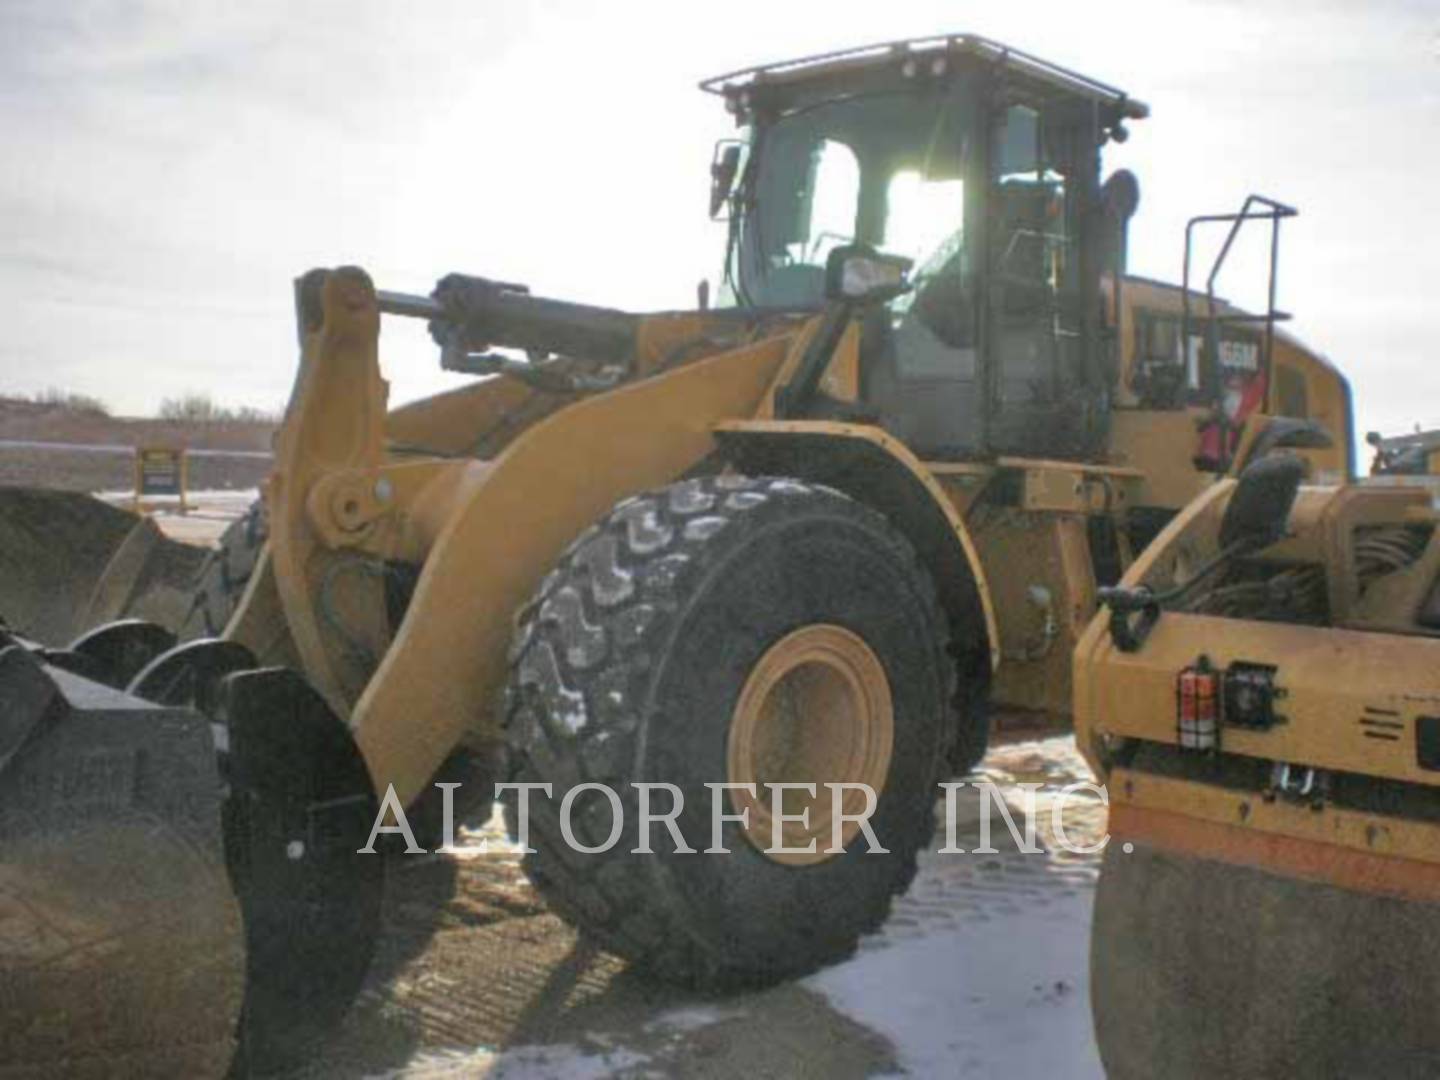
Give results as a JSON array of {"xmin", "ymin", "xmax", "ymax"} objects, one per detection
[
  {"xmin": 859, "ymin": 86, "xmax": 984, "ymax": 459},
  {"xmin": 983, "ymin": 102, "xmax": 1100, "ymax": 459}
]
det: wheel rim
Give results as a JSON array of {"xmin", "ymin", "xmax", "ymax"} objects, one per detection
[{"xmin": 727, "ymin": 624, "xmax": 894, "ymax": 866}]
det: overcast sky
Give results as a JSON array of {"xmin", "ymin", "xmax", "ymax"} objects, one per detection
[{"xmin": 2, "ymin": 0, "xmax": 1436, "ymax": 440}]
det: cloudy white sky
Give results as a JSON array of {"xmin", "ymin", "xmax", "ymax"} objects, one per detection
[{"xmin": 2, "ymin": 0, "xmax": 1436, "ymax": 440}]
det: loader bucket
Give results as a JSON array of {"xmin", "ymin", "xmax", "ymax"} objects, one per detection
[
  {"xmin": 1092, "ymin": 819, "xmax": 1440, "ymax": 1078},
  {"xmin": 0, "ymin": 624, "xmax": 384, "ymax": 1078},
  {"xmin": 0, "ymin": 643, "xmax": 245, "ymax": 1078},
  {"xmin": 0, "ymin": 487, "xmax": 207, "ymax": 646}
]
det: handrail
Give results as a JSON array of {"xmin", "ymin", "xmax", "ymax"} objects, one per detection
[{"xmin": 1181, "ymin": 195, "xmax": 1298, "ymax": 469}]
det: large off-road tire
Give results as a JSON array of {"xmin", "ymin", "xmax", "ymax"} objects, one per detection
[
  {"xmin": 178, "ymin": 499, "xmax": 268, "ymax": 640},
  {"xmin": 946, "ymin": 668, "xmax": 990, "ymax": 777},
  {"xmin": 503, "ymin": 474, "xmax": 960, "ymax": 987}
]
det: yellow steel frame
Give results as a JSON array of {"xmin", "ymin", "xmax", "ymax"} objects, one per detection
[
  {"xmin": 1081, "ymin": 611, "xmax": 1440, "ymax": 786},
  {"xmin": 229, "ymin": 269, "xmax": 998, "ymax": 806},
  {"xmin": 1076, "ymin": 469, "xmax": 1440, "ymax": 898},
  {"xmin": 1110, "ymin": 770, "xmax": 1440, "ymax": 884},
  {"xmin": 225, "ymin": 256, "xmax": 1361, "ymax": 807}
]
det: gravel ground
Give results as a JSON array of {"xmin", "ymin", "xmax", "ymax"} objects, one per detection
[{"xmin": 297, "ymin": 738, "xmax": 1106, "ymax": 1079}]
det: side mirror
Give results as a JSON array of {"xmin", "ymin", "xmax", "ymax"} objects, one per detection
[
  {"xmin": 1219, "ymin": 452, "xmax": 1305, "ymax": 552},
  {"xmin": 824, "ymin": 245, "xmax": 912, "ymax": 304},
  {"xmin": 709, "ymin": 141, "xmax": 743, "ymax": 219}
]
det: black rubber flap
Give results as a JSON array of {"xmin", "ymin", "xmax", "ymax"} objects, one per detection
[{"xmin": 218, "ymin": 667, "xmax": 383, "ymax": 1075}]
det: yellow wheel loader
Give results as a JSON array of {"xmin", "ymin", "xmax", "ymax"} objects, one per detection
[
  {"xmin": 1, "ymin": 34, "xmax": 1356, "ymax": 1075},
  {"xmin": 1077, "ymin": 453, "xmax": 1440, "ymax": 1076}
]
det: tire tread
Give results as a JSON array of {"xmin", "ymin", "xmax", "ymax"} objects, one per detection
[{"xmin": 504, "ymin": 475, "xmax": 957, "ymax": 987}]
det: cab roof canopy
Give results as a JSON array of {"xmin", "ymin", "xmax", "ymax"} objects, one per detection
[{"xmin": 701, "ymin": 33, "xmax": 1149, "ymax": 127}]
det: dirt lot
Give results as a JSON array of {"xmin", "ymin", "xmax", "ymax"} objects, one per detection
[{"xmin": 296, "ymin": 739, "xmax": 1107, "ymax": 1080}]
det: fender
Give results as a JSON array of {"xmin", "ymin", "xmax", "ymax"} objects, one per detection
[{"xmin": 713, "ymin": 419, "xmax": 999, "ymax": 677}]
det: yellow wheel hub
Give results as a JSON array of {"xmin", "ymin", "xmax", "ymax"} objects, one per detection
[{"xmin": 727, "ymin": 624, "xmax": 894, "ymax": 865}]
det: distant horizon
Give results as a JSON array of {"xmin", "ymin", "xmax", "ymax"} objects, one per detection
[{"xmin": 1, "ymin": 387, "xmax": 278, "ymax": 423}]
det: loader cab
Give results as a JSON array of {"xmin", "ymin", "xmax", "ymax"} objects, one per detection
[{"xmin": 705, "ymin": 35, "xmax": 1147, "ymax": 461}]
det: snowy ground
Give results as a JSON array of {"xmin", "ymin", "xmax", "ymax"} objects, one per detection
[
  {"xmin": 94, "ymin": 487, "xmax": 259, "ymax": 514},
  {"xmin": 301, "ymin": 738, "xmax": 1107, "ymax": 1080},
  {"xmin": 95, "ymin": 487, "xmax": 257, "ymax": 545}
]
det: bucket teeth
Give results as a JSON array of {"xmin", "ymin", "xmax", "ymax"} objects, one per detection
[
  {"xmin": 127, "ymin": 636, "xmax": 258, "ymax": 708},
  {"xmin": 217, "ymin": 666, "xmax": 383, "ymax": 1075},
  {"xmin": 66, "ymin": 618, "xmax": 178, "ymax": 688}
]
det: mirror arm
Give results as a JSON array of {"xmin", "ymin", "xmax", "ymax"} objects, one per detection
[
  {"xmin": 709, "ymin": 141, "xmax": 743, "ymax": 219},
  {"xmin": 773, "ymin": 301, "xmax": 853, "ymax": 420}
]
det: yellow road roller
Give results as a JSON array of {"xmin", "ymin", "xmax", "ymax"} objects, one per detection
[{"xmin": 1078, "ymin": 452, "xmax": 1440, "ymax": 1076}]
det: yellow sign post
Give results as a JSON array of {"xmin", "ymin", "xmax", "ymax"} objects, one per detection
[{"xmin": 133, "ymin": 445, "xmax": 189, "ymax": 514}]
